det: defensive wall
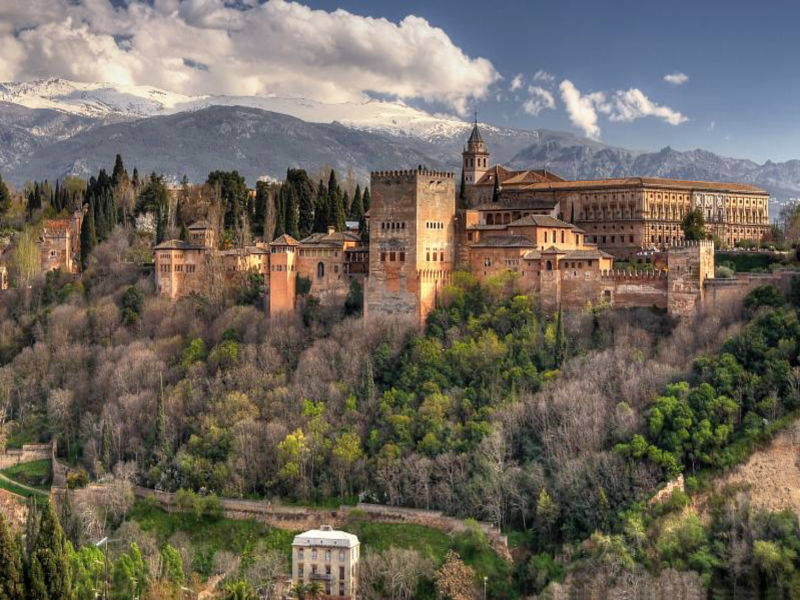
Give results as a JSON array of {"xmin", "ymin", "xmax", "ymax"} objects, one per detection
[{"xmin": 0, "ymin": 443, "xmax": 52, "ymax": 470}]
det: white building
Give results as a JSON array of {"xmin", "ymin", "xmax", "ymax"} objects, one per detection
[{"xmin": 291, "ymin": 525, "xmax": 360, "ymax": 598}]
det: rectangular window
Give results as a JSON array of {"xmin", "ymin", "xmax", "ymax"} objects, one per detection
[
  {"xmin": 299, "ymin": 549, "xmax": 304, "ymax": 560},
  {"xmin": 325, "ymin": 550, "xmax": 331, "ymax": 562},
  {"xmin": 439, "ymin": 252, "xmax": 444, "ymax": 262},
  {"xmin": 312, "ymin": 564, "xmax": 317, "ymax": 575},
  {"xmin": 339, "ymin": 583, "xmax": 345, "ymax": 596},
  {"xmin": 389, "ymin": 252, "xmax": 396, "ymax": 261},
  {"xmin": 312, "ymin": 549, "xmax": 317, "ymax": 560},
  {"xmin": 326, "ymin": 565, "xmax": 331, "ymax": 574},
  {"xmin": 298, "ymin": 564, "xmax": 304, "ymax": 577},
  {"xmin": 339, "ymin": 551, "xmax": 345, "ymax": 562},
  {"xmin": 380, "ymin": 252, "xmax": 386, "ymax": 262},
  {"xmin": 426, "ymin": 252, "xmax": 430, "ymax": 261},
  {"xmin": 399, "ymin": 252, "xmax": 405, "ymax": 262}
]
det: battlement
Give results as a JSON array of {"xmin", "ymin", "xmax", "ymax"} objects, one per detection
[
  {"xmin": 668, "ymin": 239, "xmax": 715, "ymax": 250},
  {"xmin": 600, "ymin": 269, "xmax": 667, "ymax": 280},
  {"xmin": 371, "ymin": 166, "xmax": 454, "ymax": 180}
]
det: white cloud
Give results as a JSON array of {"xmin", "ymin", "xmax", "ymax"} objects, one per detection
[
  {"xmin": 0, "ymin": 0, "xmax": 499, "ymax": 115},
  {"xmin": 522, "ymin": 85, "xmax": 555, "ymax": 116},
  {"xmin": 533, "ymin": 69, "xmax": 554, "ymax": 83},
  {"xmin": 559, "ymin": 80, "xmax": 687, "ymax": 139},
  {"xmin": 663, "ymin": 72, "xmax": 689, "ymax": 85},
  {"xmin": 510, "ymin": 73, "xmax": 523, "ymax": 92},
  {"xmin": 609, "ymin": 88, "xmax": 688, "ymax": 125},
  {"xmin": 559, "ymin": 80, "xmax": 606, "ymax": 140},
  {"xmin": 708, "ymin": 120, "xmax": 716, "ymax": 132}
]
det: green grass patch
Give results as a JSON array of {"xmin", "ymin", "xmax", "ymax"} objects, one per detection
[
  {"xmin": 1, "ymin": 459, "xmax": 52, "ymax": 490},
  {"xmin": 341, "ymin": 517, "xmax": 451, "ymax": 564},
  {"xmin": 127, "ymin": 500, "xmax": 297, "ymax": 577},
  {"xmin": 0, "ymin": 476, "xmax": 47, "ymax": 498},
  {"xmin": 715, "ymin": 251, "xmax": 778, "ymax": 273},
  {"xmin": 5, "ymin": 414, "xmax": 50, "ymax": 449}
]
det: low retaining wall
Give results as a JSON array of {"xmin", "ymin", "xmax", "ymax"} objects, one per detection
[
  {"xmin": 130, "ymin": 487, "xmax": 511, "ymax": 561},
  {"xmin": 0, "ymin": 443, "xmax": 53, "ymax": 470}
]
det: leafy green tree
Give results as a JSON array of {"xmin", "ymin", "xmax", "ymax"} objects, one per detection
[
  {"xmin": 112, "ymin": 543, "xmax": 148, "ymax": 599},
  {"xmin": 681, "ymin": 208, "xmax": 707, "ymax": 241},
  {"xmin": 223, "ymin": 580, "xmax": 258, "ymax": 600},
  {"xmin": 344, "ymin": 279, "xmax": 363, "ymax": 316},
  {"xmin": 535, "ymin": 489, "xmax": 559, "ymax": 545},
  {"xmin": 0, "ymin": 512, "xmax": 23, "ymax": 600},
  {"xmin": 159, "ymin": 544, "xmax": 185, "ymax": 585},
  {"xmin": 0, "ymin": 174, "xmax": 11, "ymax": 216}
]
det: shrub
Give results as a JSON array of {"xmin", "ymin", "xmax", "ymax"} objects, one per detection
[{"xmin": 66, "ymin": 468, "xmax": 89, "ymax": 489}]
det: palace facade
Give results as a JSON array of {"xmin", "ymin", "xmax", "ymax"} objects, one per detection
[
  {"xmin": 151, "ymin": 125, "xmax": 772, "ymax": 324},
  {"xmin": 462, "ymin": 124, "xmax": 770, "ymax": 255}
]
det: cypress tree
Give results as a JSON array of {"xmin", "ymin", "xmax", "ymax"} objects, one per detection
[
  {"xmin": 554, "ymin": 307, "xmax": 566, "ymax": 367},
  {"xmin": 60, "ymin": 489, "xmax": 80, "ymax": 547},
  {"xmin": 80, "ymin": 206, "xmax": 96, "ymax": 269},
  {"xmin": 273, "ymin": 186, "xmax": 286, "ymax": 239},
  {"xmin": 153, "ymin": 376, "xmax": 168, "ymax": 465},
  {"xmin": 25, "ymin": 500, "xmax": 72, "ymax": 600},
  {"xmin": 0, "ymin": 512, "xmax": 23, "ymax": 600},
  {"xmin": 326, "ymin": 170, "xmax": 339, "ymax": 228},
  {"xmin": 0, "ymin": 174, "xmax": 11, "ymax": 216},
  {"xmin": 285, "ymin": 185, "xmax": 300, "ymax": 239},
  {"xmin": 349, "ymin": 185, "xmax": 362, "ymax": 220},
  {"xmin": 155, "ymin": 204, "xmax": 166, "ymax": 244},
  {"xmin": 492, "ymin": 171, "xmax": 500, "ymax": 203},
  {"xmin": 342, "ymin": 190, "xmax": 350, "ymax": 221},
  {"xmin": 459, "ymin": 169, "xmax": 467, "ymax": 208},
  {"xmin": 131, "ymin": 167, "xmax": 140, "ymax": 190},
  {"xmin": 111, "ymin": 154, "xmax": 128, "ymax": 188},
  {"xmin": 254, "ymin": 181, "xmax": 269, "ymax": 238},
  {"xmin": 101, "ymin": 421, "xmax": 112, "ymax": 472},
  {"xmin": 313, "ymin": 180, "xmax": 328, "ymax": 233},
  {"xmin": 362, "ymin": 187, "xmax": 370, "ymax": 213},
  {"xmin": 298, "ymin": 180, "xmax": 315, "ymax": 238}
]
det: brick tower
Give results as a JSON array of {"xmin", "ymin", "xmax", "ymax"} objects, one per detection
[
  {"xmin": 364, "ymin": 167, "xmax": 456, "ymax": 325},
  {"xmin": 268, "ymin": 234, "xmax": 299, "ymax": 315}
]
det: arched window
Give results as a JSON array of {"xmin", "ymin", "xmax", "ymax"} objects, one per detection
[{"xmin": 317, "ymin": 262, "xmax": 325, "ymax": 278}]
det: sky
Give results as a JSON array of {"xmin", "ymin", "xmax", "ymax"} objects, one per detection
[{"xmin": 1, "ymin": 0, "xmax": 798, "ymax": 162}]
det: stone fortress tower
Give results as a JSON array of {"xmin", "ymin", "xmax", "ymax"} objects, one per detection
[{"xmin": 364, "ymin": 167, "xmax": 456, "ymax": 324}]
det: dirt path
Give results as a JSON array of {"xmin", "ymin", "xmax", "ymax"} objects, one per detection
[{"xmin": 0, "ymin": 472, "xmax": 49, "ymax": 497}]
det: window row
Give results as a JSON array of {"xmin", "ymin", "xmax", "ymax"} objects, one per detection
[
  {"xmin": 425, "ymin": 221, "xmax": 445, "ymax": 229},
  {"xmin": 297, "ymin": 549, "xmax": 346, "ymax": 562},
  {"xmin": 426, "ymin": 251, "xmax": 445, "ymax": 262},
  {"xmin": 380, "ymin": 251, "xmax": 406, "ymax": 262},
  {"xmin": 380, "ymin": 221, "xmax": 406, "ymax": 231},
  {"xmin": 271, "ymin": 265, "xmax": 296, "ymax": 272},
  {"xmin": 300, "ymin": 249, "xmax": 338, "ymax": 257},
  {"xmin": 160, "ymin": 264, "xmax": 197, "ymax": 273}
]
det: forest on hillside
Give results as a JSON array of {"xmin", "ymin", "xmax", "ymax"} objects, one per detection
[{"xmin": 4, "ymin": 158, "xmax": 800, "ymax": 597}]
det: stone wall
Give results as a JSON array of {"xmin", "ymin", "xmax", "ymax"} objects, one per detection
[
  {"xmin": 0, "ymin": 443, "xmax": 52, "ymax": 470},
  {"xmin": 128, "ymin": 487, "xmax": 511, "ymax": 561}
]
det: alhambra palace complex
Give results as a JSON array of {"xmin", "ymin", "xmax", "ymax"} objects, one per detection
[
  {"xmin": 10, "ymin": 124, "xmax": 769, "ymax": 321},
  {"xmin": 147, "ymin": 123, "xmax": 772, "ymax": 323}
]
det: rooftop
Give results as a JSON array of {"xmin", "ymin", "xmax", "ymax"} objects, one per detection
[
  {"xmin": 471, "ymin": 235, "xmax": 537, "ymax": 249},
  {"xmin": 270, "ymin": 233, "xmax": 299, "ymax": 246},
  {"xmin": 293, "ymin": 527, "xmax": 359, "ymax": 548},
  {"xmin": 153, "ymin": 239, "xmax": 205, "ymax": 251},
  {"xmin": 516, "ymin": 176, "xmax": 767, "ymax": 194}
]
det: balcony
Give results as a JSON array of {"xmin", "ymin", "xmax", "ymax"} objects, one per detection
[{"xmin": 309, "ymin": 573, "xmax": 333, "ymax": 581}]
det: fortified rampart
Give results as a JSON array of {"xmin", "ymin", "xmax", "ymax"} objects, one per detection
[{"xmin": 0, "ymin": 443, "xmax": 52, "ymax": 470}]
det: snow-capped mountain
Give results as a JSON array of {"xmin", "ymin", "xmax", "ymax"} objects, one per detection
[{"xmin": 1, "ymin": 78, "xmax": 800, "ymax": 218}]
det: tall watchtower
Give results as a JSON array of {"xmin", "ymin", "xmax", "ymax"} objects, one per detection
[
  {"xmin": 268, "ymin": 234, "xmax": 299, "ymax": 315},
  {"xmin": 364, "ymin": 167, "xmax": 456, "ymax": 325},
  {"xmin": 462, "ymin": 118, "xmax": 490, "ymax": 187}
]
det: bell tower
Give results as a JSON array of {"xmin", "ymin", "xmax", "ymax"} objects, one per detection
[{"xmin": 461, "ymin": 114, "xmax": 490, "ymax": 186}]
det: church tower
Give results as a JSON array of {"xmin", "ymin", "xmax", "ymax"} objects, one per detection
[{"xmin": 461, "ymin": 118, "xmax": 490, "ymax": 186}]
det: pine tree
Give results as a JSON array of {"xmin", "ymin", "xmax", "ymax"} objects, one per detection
[
  {"xmin": 0, "ymin": 174, "xmax": 11, "ymax": 216},
  {"xmin": 554, "ymin": 307, "xmax": 566, "ymax": 367},
  {"xmin": 313, "ymin": 180, "xmax": 328, "ymax": 233},
  {"xmin": 0, "ymin": 512, "xmax": 23, "ymax": 600},
  {"xmin": 25, "ymin": 500, "xmax": 71, "ymax": 600},
  {"xmin": 101, "ymin": 421, "xmax": 112, "ymax": 472},
  {"xmin": 79, "ymin": 206, "xmax": 97, "ymax": 269}
]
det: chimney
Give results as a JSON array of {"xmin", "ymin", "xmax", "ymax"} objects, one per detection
[{"xmin": 327, "ymin": 226, "xmax": 335, "ymax": 236}]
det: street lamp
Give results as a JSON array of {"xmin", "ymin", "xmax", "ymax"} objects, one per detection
[{"xmin": 484, "ymin": 575, "xmax": 488, "ymax": 600}]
